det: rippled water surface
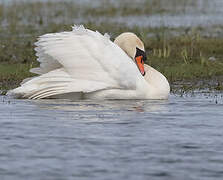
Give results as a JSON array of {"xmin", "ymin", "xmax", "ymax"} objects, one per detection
[{"xmin": 0, "ymin": 93, "xmax": 223, "ymax": 180}]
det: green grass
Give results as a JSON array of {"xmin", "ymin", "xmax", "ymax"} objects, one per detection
[
  {"xmin": 0, "ymin": 63, "xmax": 34, "ymax": 90},
  {"xmin": 0, "ymin": 1, "xmax": 223, "ymax": 93},
  {"xmin": 147, "ymin": 34, "xmax": 223, "ymax": 83}
]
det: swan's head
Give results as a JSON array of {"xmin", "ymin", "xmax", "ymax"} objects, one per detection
[{"xmin": 114, "ymin": 32, "xmax": 147, "ymax": 76}]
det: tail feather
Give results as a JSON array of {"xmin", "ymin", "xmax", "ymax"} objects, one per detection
[
  {"xmin": 7, "ymin": 68, "xmax": 113, "ymax": 99},
  {"xmin": 29, "ymin": 89, "xmax": 66, "ymax": 100}
]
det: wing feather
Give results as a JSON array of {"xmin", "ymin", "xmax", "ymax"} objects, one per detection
[{"xmin": 8, "ymin": 25, "xmax": 144, "ymax": 99}]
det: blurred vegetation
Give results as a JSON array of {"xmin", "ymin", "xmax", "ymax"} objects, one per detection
[{"xmin": 0, "ymin": 1, "xmax": 223, "ymax": 92}]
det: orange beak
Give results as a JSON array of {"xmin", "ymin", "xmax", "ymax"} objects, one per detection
[{"xmin": 135, "ymin": 55, "xmax": 145, "ymax": 76}]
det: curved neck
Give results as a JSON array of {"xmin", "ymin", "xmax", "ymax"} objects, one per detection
[{"xmin": 143, "ymin": 64, "xmax": 170, "ymax": 99}]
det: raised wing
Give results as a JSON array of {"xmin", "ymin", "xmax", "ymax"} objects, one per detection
[{"xmin": 8, "ymin": 25, "xmax": 144, "ymax": 99}]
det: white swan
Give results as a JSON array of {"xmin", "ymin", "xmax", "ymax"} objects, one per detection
[{"xmin": 7, "ymin": 25, "xmax": 170, "ymax": 100}]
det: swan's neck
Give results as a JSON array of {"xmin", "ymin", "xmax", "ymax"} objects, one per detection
[{"xmin": 143, "ymin": 64, "xmax": 170, "ymax": 99}]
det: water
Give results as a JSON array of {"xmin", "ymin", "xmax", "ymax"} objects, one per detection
[
  {"xmin": 1, "ymin": 0, "xmax": 223, "ymax": 30},
  {"xmin": 0, "ymin": 93, "xmax": 223, "ymax": 180}
]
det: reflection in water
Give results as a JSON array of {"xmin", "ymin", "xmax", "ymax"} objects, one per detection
[
  {"xmin": 32, "ymin": 98, "xmax": 169, "ymax": 114},
  {"xmin": 0, "ymin": 92, "xmax": 223, "ymax": 180}
]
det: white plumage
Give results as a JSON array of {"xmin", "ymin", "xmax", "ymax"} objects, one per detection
[{"xmin": 8, "ymin": 25, "xmax": 170, "ymax": 100}]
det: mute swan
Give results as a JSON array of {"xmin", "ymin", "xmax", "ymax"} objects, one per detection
[{"xmin": 7, "ymin": 25, "xmax": 170, "ymax": 100}]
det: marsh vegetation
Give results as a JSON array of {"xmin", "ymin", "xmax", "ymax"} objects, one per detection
[{"xmin": 0, "ymin": 0, "xmax": 223, "ymax": 93}]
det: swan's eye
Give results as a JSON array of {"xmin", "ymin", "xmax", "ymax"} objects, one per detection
[{"xmin": 135, "ymin": 47, "xmax": 147, "ymax": 63}]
